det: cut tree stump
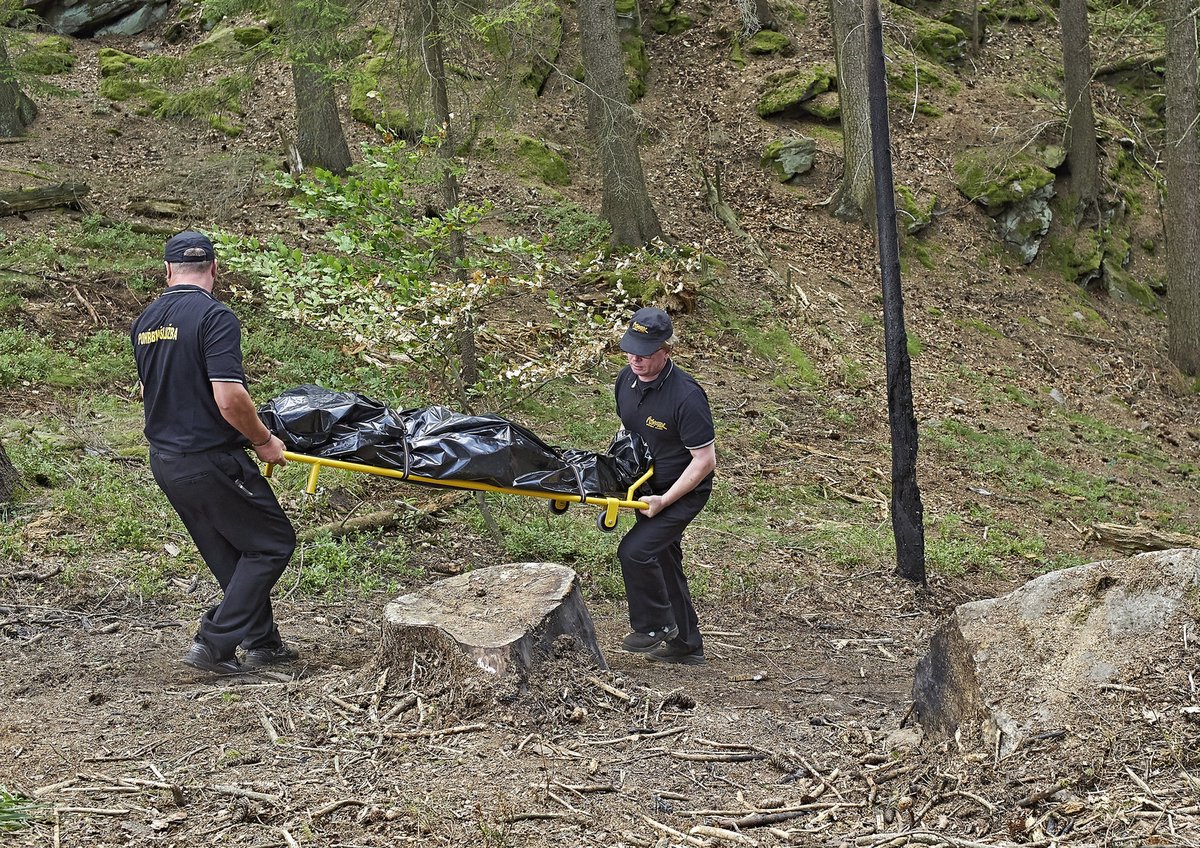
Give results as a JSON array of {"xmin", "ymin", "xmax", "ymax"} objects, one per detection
[
  {"xmin": 0, "ymin": 182, "xmax": 89, "ymax": 216},
  {"xmin": 380, "ymin": 563, "xmax": 606, "ymax": 677}
]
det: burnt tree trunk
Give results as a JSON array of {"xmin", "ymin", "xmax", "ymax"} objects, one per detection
[
  {"xmin": 865, "ymin": 0, "xmax": 925, "ymax": 585},
  {"xmin": 578, "ymin": 0, "xmax": 663, "ymax": 247},
  {"xmin": 380, "ymin": 563, "xmax": 607, "ymax": 678}
]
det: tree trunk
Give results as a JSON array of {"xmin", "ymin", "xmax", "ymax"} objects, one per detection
[
  {"xmin": 1059, "ymin": 0, "xmax": 1099, "ymax": 220},
  {"xmin": 1163, "ymin": 0, "xmax": 1200, "ymax": 374},
  {"xmin": 865, "ymin": 0, "xmax": 925, "ymax": 586},
  {"xmin": 414, "ymin": 0, "xmax": 480, "ymax": 399},
  {"xmin": 291, "ymin": 53, "xmax": 353, "ymax": 175},
  {"xmin": 578, "ymin": 0, "xmax": 663, "ymax": 247},
  {"xmin": 829, "ymin": 0, "xmax": 875, "ymax": 225},
  {"xmin": 0, "ymin": 38, "xmax": 36, "ymax": 137},
  {"xmin": 0, "ymin": 441, "xmax": 17, "ymax": 504},
  {"xmin": 379, "ymin": 563, "xmax": 607, "ymax": 678}
]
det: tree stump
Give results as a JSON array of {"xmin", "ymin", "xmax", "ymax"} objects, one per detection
[{"xmin": 380, "ymin": 563, "xmax": 606, "ymax": 678}]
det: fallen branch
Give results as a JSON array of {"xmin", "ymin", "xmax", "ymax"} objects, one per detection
[
  {"xmin": 209, "ymin": 784, "xmax": 282, "ymax": 805},
  {"xmin": 311, "ymin": 798, "xmax": 370, "ymax": 818},
  {"xmin": 586, "ymin": 675, "xmax": 633, "ymax": 703},
  {"xmin": 298, "ymin": 492, "xmax": 465, "ymax": 542},
  {"xmin": 642, "ymin": 814, "xmax": 706, "ymax": 846},
  {"xmin": 0, "ymin": 182, "xmax": 89, "ymax": 215},
  {"xmin": 384, "ymin": 722, "xmax": 487, "ymax": 739},
  {"xmin": 690, "ymin": 823, "xmax": 758, "ymax": 845},
  {"xmin": 1088, "ymin": 522, "xmax": 1200, "ymax": 555}
]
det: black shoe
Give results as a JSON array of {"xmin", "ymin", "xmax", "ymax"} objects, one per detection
[
  {"xmin": 182, "ymin": 642, "xmax": 243, "ymax": 675},
  {"xmin": 647, "ymin": 640, "xmax": 706, "ymax": 666},
  {"xmin": 243, "ymin": 643, "xmax": 300, "ymax": 669},
  {"xmin": 621, "ymin": 624, "xmax": 680, "ymax": 652}
]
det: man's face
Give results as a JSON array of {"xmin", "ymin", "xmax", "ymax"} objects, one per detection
[{"xmin": 627, "ymin": 346, "xmax": 670, "ymax": 381}]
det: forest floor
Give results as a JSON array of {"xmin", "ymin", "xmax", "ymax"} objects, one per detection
[{"xmin": 2, "ymin": 1, "xmax": 1200, "ymax": 846}]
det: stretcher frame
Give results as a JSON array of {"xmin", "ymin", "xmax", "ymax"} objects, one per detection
[{"xmin": 265, "ymin": 450, "xmax": 653, "ymax": 531}]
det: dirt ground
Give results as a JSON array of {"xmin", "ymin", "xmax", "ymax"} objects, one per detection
[{"xmin": 3, "ymin": 1, "xmax": 1200, "ymax": 846}]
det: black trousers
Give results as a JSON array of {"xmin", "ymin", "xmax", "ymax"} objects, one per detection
[
  {"xmin": 151, "ymin": 447, "xmax": 296, "ymax": 660},
  {"xmin": 617, "ymin": 488, "xmax": 709, "ymax": 652}
]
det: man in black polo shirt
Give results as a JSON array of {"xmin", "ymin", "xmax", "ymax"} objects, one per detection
[
  {"xmin": 132, "ymin": 230, "xmax": 298, "ymax": 675},
  {"xmin": 615, "ymin": 307, "xmax": 716, "ymax": 666}
]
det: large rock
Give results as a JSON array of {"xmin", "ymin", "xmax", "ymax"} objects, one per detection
[
  {"xmin": 380, "ymin": 563, "xmax": 606, "ymax": 679},
  {"xmin": 26, "ymin": 0, "xmax": 170, "ymax": 36},
  {"xmin": 953, "ymin": 148, "xmax": 1056, "ymax": 263},
  {"xmin": 913, "ymin": 549, "xmax": 1200, "ymax": 755}
]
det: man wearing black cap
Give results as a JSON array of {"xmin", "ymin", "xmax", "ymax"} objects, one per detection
[
  {"xmin": 615, "ymin": 307, "xmax": 716, "ymax": 665},
  {"xmin": 132, "ymin": 230, "xmax": 298, "ymax": 675}
]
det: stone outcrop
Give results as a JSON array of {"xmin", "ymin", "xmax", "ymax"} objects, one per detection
[
  {"xmin": 27, "ymin": 0, "xmax": 170, "ymax": 37},
  {"xmin": 913, "ymin": 549, "xmax": 1200, "ymax": 756}
]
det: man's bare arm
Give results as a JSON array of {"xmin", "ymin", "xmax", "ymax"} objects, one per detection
[{"xmin": 212, "ymin": 381, "xmax": 286, "ymax": 465}]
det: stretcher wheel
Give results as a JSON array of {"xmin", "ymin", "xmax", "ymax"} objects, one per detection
[
  {"xmin": 596, "ymin": 510, "xmax": 619, "ymax": 532},
  {"xmin": 549, "ymin": 499, "xmax": 570, "ymax": 515}
]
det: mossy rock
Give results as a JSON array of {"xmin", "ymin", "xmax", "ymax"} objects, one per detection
[
  {"xmin": 801, "ymin": 91, "xmax": 841, "ymax": 121},
  {"xmin": 13, "ymin": 35, "xmax": 76, "ymax": 76},
  {"xmin": 189, "ymin": 26, "xmax": 260, "ymax": 61},
  {"xmin": 623, "ymin": 36, "xmax": 650, "ymax": 101},
  {"xmin": 953, "ymin": 149, "xmax": 1054, "ymax": 210},
  {"xmin": 349, "ymin": 55, "xmax": 429, "ymax": 137},
  {"xmin": 1104, "ymin": 260, "xmax": 1157, "ymax": 308},
  {"xmin": 762, "ymin": 136, "xmax": 817, "ymax": 181},
  {"xmin": 983, "ymin": 0, "xmax": 1042, "ymax": 22},
  {"xmin": 884, "ymin": 49, "xmax": 959, "ymax": 94},
  {"xmin": 913, "ymin": 19, "xmax": 967, "ymax": 63},
  {"xmin": 756, "ymin": 65, "xmax": 835, "ymax": 118},
  {"xmin": 514, "ymin": 135, "xmax": 570, "ymax": 186},
  {"xmin": 896, "ymin": 185, "xmax": 936, "ymax": 235},
  {"xmin": 745, "ymin": 30, "xmax": 793, "ymax": 56},
  {"xmin": 653, "ymin": 0, "xmax": 694, "ymax": 35},
  {"xmin": 98, "ymin": 48, "xmax": 151, "ymax": 78},
  {"xmin": 1047, "ymin": 228, "xmax": 1103, "ymax": 285},
  {"xmin": 233, "ymin": 26, "xmax": 271, "ymax": 47}
]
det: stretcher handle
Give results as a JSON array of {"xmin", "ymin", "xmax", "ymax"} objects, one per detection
[{"xmin": 267, "ymin": 451, "xmax": 652, "ymax": 510}]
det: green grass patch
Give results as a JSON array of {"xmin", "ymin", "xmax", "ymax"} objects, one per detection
[
  {"xmin": 0, "ymin": 786, "xmax": 40, "ymax": 831},
  {"xmin": 293, "ymin": 529, "xmax": 419, "ymax": 597},
  {"xmin": 0, "ymin": 328, "xmax": 132, "ymax": 390}
]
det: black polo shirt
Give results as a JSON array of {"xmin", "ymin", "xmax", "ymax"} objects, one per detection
[
  {"xmin": 615, "ymin": 361, "xmax": 715, "ymax": 495},
  {"xmin": 131, "ymin": 284, "xmax": 249, "ymax": 454}
]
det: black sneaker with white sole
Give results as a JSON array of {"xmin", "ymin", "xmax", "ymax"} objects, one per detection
[
  {"xmin": 646, "ymin": 640, "xmax": 706, "ymax": 666},
  {"xmin": 182, "ymin": 641, "xmax": 243, "ymax": 675},
  {"xmin": 242, "ymin": 643, "xmax": 301, "ymax": 669},
  {"xmin": 621, "ymin": 624, "xmax": 680, "ymax": 652}
]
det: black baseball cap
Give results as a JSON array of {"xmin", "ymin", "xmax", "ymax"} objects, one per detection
[
  {"xmin": 619, "ymin": 307, "xmax": 673, "ymax": 356},
  {"xmin": 164, "ymin": 230, "xmax": 215, "ymax": 263}
]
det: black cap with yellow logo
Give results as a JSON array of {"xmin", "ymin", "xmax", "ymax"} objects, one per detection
[{"xmin": 619, "ymin": 307, "xmax": 673, "ymax": 356}]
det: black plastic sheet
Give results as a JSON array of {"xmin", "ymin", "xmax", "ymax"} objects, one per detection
[{"xmin": 259, "ymin": 384, "xmax": 652, "ymax": 498}]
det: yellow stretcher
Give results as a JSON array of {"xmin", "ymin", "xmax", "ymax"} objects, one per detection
[{"xmin": 265, "ymin": 451, "xmax": 653, "ymax": 531}]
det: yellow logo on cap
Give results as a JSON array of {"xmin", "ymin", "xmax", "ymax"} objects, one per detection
[
  {"xmin": 631, "ymin": 321, "xmax": 649, "ymax": 333},
  {"xmin": 645, "ymin": 415, "xmax": 667, "ymax": 431}
]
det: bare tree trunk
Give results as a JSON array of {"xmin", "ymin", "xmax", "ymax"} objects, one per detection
[
  {"xmin": 291, "ymin": 53, "xmax": 353, "ymax": 175},
  {"xmin": 1060, "ymin": 0, "xmax": 1099, "ymax": 220},
  {"xmin": 578, "ymin": 0, "xmax": 663, "ymax": 247},
  {"xmin": 414, "ymin": 0, "xmax": 480, "ymax": 399},
  {"xmin": 829, "ymin": 0, "xmax": 875, "ymax": 225},
  {"xmin": 1163, "ymin": 0, "xmax": 1200, "ymax": 374},
  {"xmin": 0, "ymin": 441, "xmax": 18, "ymax": 504},
  {"xmin": 286, "ymin": 1, "xmax": 352, "ymax": 175},
  {"xmin": 0, "ymin": 38, "xmax": 36, "ymax": 137}
]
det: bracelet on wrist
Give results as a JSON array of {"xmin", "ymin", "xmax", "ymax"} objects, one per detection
[{"xmin": 251, "ymin": 434, "xmax": 273, "ymax": 447}]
